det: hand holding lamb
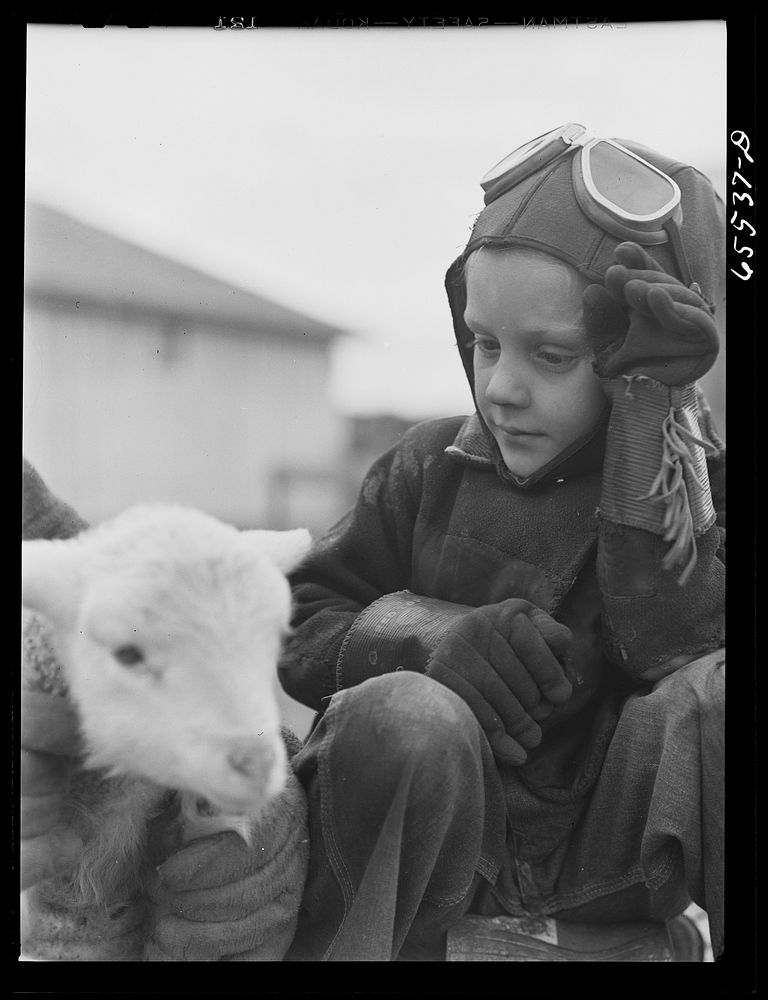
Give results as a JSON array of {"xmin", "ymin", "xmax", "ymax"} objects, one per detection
[
  {"xmin": 21, "ymin": 685, "xmax": 84, "ymax": 889},
  {"xmin": 143, "ymin": 749, "xmax": 309, "ymax": 961},
  {"xmin": 21, "ymin": 458, "xmax": 91, "ymax": 892}
]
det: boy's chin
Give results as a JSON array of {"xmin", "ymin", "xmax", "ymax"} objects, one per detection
[
  {"xmin": 496, "ymin": 441, "xmax": 555, "ymax": 479},
  {"xmin": 501, "ymin": 460, "xmax": 546, "ymax": 478}
]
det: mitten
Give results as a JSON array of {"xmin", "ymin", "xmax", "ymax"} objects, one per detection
[
  {"xmin": 22, "ymin": 460, "xmax": 90, "ymax": 889},
  {"xmin": 144, "ymin": 769, "xmax": 309, "ymax": 961},
  {"xmin": 426, "ymin": 599, "xmax": 573, "ymax": 765},
  {"xmin": 582, "ymin": 243, "xmax": 721, "ymax": 586},
  {"xmin": 21, "ymin": 687, "xmax": 84, "ymax": 889},
  {"xmin": 582, "ymin": 241, "xmax": 719, "ymax": 386}
]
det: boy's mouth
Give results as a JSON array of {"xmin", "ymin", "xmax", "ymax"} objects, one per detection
[{"xmin": 496, "ymin": 425, "xmax": 545, "ymax": 438}]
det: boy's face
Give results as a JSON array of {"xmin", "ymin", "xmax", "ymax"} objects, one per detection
[{"xmin": 464, "ymin": 248, "xmax": 606, "ymax": 478}]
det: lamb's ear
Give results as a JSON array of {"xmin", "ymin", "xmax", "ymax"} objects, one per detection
[
  {"xmin": 241, "ymin": 528, "xmax": 312, "ymax": 574},
  {"xmin": 21, "ymin": 539, "xmax": 85, "ymax": 627}
]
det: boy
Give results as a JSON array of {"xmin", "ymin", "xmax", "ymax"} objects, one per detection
[
  {"xmin": 274, "ymin": 124, "xmax": 726, "ymax": 961},
  {"xmin": 22, "ymin": 124, "xmax": 725, "ymax": 962}
]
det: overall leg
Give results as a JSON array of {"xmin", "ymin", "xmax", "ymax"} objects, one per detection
[
  {"xmin": 555, "ymin": 651, "xmax": 724, "ymax": 955},
  {"xmin": 285, "ymin": 672, "xmax": 507, "ymax": 961}
]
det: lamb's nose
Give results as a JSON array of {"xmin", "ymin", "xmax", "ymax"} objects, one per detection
[{"xmin": 226, "ymin": 740, "xmax": 274, "ymax": 778}]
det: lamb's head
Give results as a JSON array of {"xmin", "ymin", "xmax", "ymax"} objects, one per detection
[{"xmin": 21, "ymin": 505, "xmax": 311, "ymax": 819}]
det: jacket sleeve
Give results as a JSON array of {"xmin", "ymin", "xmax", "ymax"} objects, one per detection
[
  {"xmin": 277, "ymin": 430, "xmax": 474, "ymax": 712},
  {"xmin": 596, "ymin": 380, "xmax": 725, "ymax": 680}
]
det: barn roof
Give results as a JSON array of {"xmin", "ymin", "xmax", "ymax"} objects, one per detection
[{"xmin": 24, "ymin": 202, "xmax": 345, "ymax": 342}]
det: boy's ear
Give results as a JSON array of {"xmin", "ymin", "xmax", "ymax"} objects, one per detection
[
  {"xmin": 21, "ymin": 539, "xmax": 85, "ymax": 627},
  {"xmin": 241, "ymin": 528, "xmax": 312, "ymax": 574}
]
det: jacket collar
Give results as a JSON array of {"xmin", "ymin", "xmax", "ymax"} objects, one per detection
[{"xmin": 445, "ymin": 406, "xmax": 609, "ymax": 489}]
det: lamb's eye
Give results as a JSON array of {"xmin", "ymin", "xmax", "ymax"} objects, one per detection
[{"xmin": 113, "ymin": 644, "xmax": 145, "ymax": 667}]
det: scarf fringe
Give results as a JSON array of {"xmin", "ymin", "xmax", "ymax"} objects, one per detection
[{"xmin": 638, "ymin": 406, "xmax": 719, "ymax": 586}]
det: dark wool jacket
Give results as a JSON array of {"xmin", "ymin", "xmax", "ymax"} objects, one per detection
[{"xmin": 278, "ymin": 404, "xmax": 725, "ymax": 740}]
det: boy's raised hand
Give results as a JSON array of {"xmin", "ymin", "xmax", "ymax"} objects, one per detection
[
  {"xmin": 582, "ymin": 241, "xmax": 719, "ymax": 386},
  {"xmin": 425, "ymin": 599, "xmax": 573, "ymax": 766}
]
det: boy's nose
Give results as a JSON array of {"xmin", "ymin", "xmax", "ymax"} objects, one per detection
[{"xmin": 485, "ymin": 368, "xmax": 531, "ymax": 408}]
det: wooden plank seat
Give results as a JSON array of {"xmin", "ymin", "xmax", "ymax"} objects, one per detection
[{"xmin": 446, "ymin": 912, "xmax": 704, "ymax": 962}]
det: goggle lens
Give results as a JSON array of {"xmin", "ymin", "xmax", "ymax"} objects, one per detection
[
  {"xmin": 483, "ymin": 126, "xmax": 567, "ymax": 184},
  {"xmin": 481, "ymin": 123, "xmax": 586, "ymax": 194},
  {"xmin": 586, "ymin": 140, "xmax": 678, "ymax": 218}
]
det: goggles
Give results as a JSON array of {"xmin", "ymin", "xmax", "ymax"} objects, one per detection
[{"xmin": 480, "ymin": 122, "xmax": 696, "ymax": 288}]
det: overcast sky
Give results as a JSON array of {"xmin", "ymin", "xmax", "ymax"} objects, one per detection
[{"xmin": 25, "ymin": 19, "xmax": 727, "ymax": 419}]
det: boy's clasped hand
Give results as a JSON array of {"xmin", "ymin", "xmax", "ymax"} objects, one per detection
[{"xmin": 426, "ymin": 599, "xmax": 573, "ymax": 765}]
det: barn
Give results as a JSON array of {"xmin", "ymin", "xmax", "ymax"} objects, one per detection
[{"xmin": 23, "ymin": 202, "xmax": 351, "ymax": 534}]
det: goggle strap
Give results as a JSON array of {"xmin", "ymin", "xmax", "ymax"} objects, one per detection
[
  {"xmin": 660, "ymin": 223, "xmax": 714, "ymax": 310},
  {"xmin": 662, "ymin": 220, "xmax": 693, "ymax": 288}
]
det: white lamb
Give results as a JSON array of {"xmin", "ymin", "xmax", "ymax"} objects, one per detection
[{"xmin": 21, "ymin": 504, "xmax": 312, "ymax": 961}]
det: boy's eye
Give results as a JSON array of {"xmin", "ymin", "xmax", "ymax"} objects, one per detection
[
  {"xmin": 534, "ymin": 348, "xmax": 580, "ymax": 371},
  {"xmin": 467, "ymin": 336, "xmax": 499, "ymax": 358}
]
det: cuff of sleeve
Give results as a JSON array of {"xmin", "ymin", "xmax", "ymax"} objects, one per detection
[
  {"xmin": 335, "ymin": 590, "xmax": 473, "ymax": 692},
  {"xmin": 600, "ymin": 377, "xmax": 718, "ymax": 584}
]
